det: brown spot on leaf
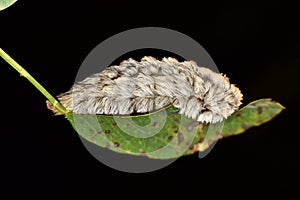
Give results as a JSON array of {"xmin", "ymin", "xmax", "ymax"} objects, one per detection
[
  {"xmin": 168, "ymin": 135, "xmax": 173, "ymax": 140},
  {"xmin": 188, "ymin": 145, "xmax": 194, "ymax": 150},
  {"xmin": 140, "ymin": 152, "xmax": 148, "ymax": 157},
  {"xmin": 114, "ymin": 142, "xmax": 120, "ymax": 147},
  {"xmin": 98, "ymin": 119, "xmax": 103, "ymax": 124},
  {"xmin": 105, "ymin": 130, "xmax": 111, "ymax": 134},
  {"xmin": 198, "ymin": 138, "xmax": 204, "ymax": 143},
  {"xmin": 257, "ymin": 106, "xmax": 263, "ymax": 114},
  {"xmin": 172, "ymin": 114, "xmax": 179, "ymax": 122},
  {"xmin": 177, "ymin": 131, "xmax": 184, "ymax": 144},
  {"xmin": 242, "ymin": 124, "xmax": 251, "ymax": 130},
  {"xmin": 152, "ymin": 121, "xmax": 157, "ymax": 127},
  {"xmin": 187, "ymin": 121, "xmax": 200, "ymax": 132},
  {"xmin": 97, "ymin": 130, "xmax": 102, "ymax": 134},
  {"xmin": 111, "ymin": 121, "xmax": 117, "ymax": 126},
  {"xmin": 158, "ymin": 145, "xmax": 163, "ymax": 150}
]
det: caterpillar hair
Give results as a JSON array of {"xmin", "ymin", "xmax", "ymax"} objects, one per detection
[{"xmin": 47, "ymin": 56, "xmax": 243, "ymax": 123}]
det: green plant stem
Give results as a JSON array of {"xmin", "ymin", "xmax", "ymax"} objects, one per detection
[{"xmin": 0, "ymin": 48, "xmax": 68, "ymax": 115}]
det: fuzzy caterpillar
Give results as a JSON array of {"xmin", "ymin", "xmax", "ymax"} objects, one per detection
[{"xmin": 47, "ymin": 56, "xmax": 243, "ymax": 123}]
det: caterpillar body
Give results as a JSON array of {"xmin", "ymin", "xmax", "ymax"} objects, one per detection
[{"xmin": 47, "ymin": 56, "xmax": 243, "ymax": 123}]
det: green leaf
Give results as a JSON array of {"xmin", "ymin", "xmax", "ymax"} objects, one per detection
[
  {"xmin": 66, "ymin": 99, "xmax": 284, "ymax": 159},
  {"xmin": 183, "ymin": 98, "xmax": 285, "ymax": 156},
  {"xmin": 220, "ymin": 98, "xmax": 285, "ymax": 136},
  {"xmin": 66, "ymin": 105, "xmax": 199, "ymax": 159},
  {"xmin": 0, "ymin": 0, "xmax": 17, "ymax": 11}
]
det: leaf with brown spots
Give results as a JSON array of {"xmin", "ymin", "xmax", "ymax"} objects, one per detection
[
  {"xmin": 66, "ymin": 105, "xmax": 200, "ymax": 159},
  {"xmin": 221, "ymin": 99, "xmax": 284, "ymax": 137},
  {"xmin": 183, "ymin": 99, "xmax": 285, "ymax": 156},
  {"xmin": 66, "ymin": 99, "xmax": 284, "ymax": 159}
]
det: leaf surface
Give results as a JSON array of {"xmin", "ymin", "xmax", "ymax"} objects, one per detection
[
  {"xmin": 66, "ymin": 99, "xmax": 284, "ymax": 159},
  {"xmin": 0, "ymin": 0, "xmax": 17, "ymax": 11}
]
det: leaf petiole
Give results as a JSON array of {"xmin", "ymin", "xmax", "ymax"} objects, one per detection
[{"xmin": 0, "ymin": 48, "xmax": 69, "ymax": 115}]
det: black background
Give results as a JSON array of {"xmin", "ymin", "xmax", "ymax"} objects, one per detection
[{"xmin": 0, "ymin": 0, "xmax": 299, "ymax": 199}]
